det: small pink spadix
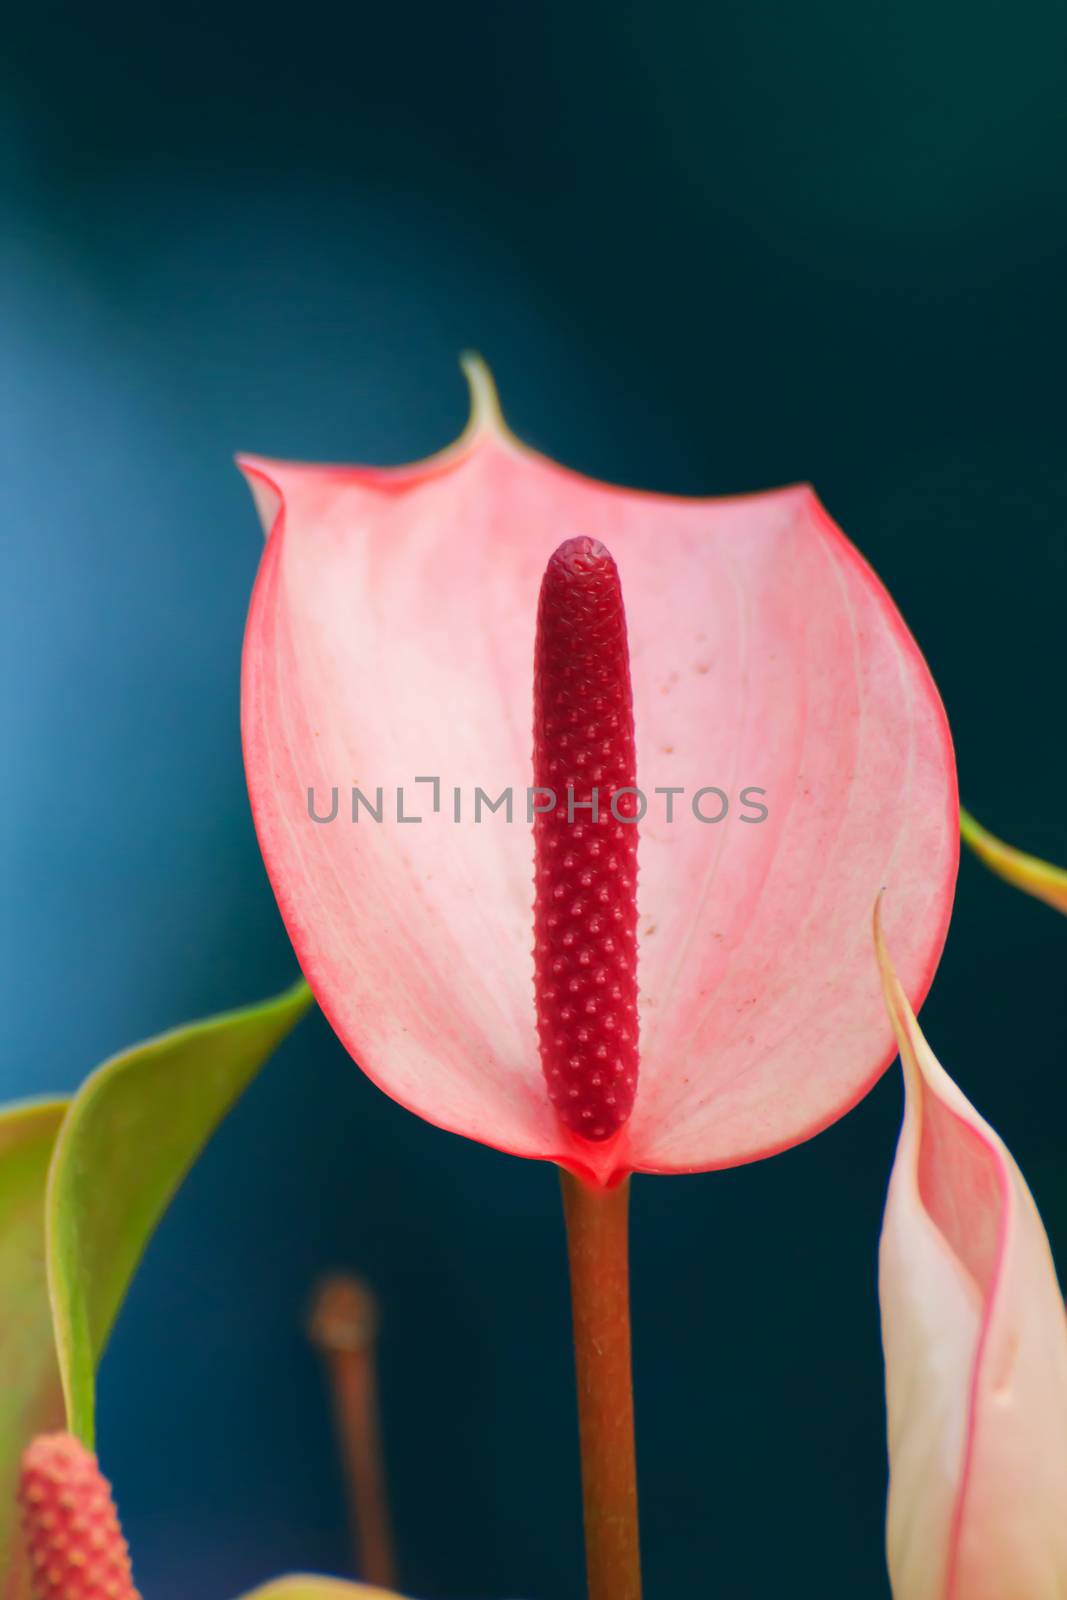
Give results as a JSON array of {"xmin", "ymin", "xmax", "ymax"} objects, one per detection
[
  {"xmin": 533, "ymin": 537, "xmax": 640, "ymax": 1142},
  {"xmin": 18, "ymin": 1433, "xmax": 141, "ymax": 1600}
]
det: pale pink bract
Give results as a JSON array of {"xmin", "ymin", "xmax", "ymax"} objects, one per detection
[{"xmin": 240, "ymin": 362, "xmax": 958, "ymax": 1186}]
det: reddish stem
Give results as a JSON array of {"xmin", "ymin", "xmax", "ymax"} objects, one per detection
[
  {"xmin": 560, "ymin": 1169, "xmax": 642, "ymax": 1600},
  {"xmin": 308, "ymin": 1276, "xmax": 397, "ymax": 1590}
]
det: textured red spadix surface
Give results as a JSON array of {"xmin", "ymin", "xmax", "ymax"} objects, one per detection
[
  {"xmin": 239, "ymin": 362, "xmax": 958, "ymax": 1186},
  {"xmin": 533, "ymin": 537, "xmax": 639, "ymax": 1141},
  {"xmin": 18, "ymin": 1434, "xmax": 140, "ymax": 1600}
]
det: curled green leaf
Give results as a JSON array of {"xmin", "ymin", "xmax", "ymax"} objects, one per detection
[
  {"xmin": 0, "ymin": 1100, "xmax": 68, "ymax": 1599},
  {"xmin": 47, "ymin": 977, "xmax": 313, "ymax": 1447},
  {"xmin": 960, "ymin": 807, "xmax": 1067, "ymax": 915}
]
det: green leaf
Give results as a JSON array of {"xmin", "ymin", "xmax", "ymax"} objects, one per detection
[
  {"xmin": 235, "ymin": 1582, "xmax": 405, "ymax": 1600},
  {"xmin": 961, "ymin": 806, "xmax": 1067, "ymax": 915},
  {"xmin": 47, "ymin": 977, "xmax": 314, "ymax": 1447},
  {"xmin": 0, "ymin": 1098, "xmax": 68, "ymax": 1599}
]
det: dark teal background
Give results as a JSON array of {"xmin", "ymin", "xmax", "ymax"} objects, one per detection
[{"xmin": 3, "ymin": 2, "xmax": 1066, "ymax": 1596}]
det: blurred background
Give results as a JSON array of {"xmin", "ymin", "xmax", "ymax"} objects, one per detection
[{"xmin": 3, "ymin": 1, "xmax": 1066, "ymax": 1595}]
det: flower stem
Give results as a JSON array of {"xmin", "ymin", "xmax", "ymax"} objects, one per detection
[
  {"xmin": 560, "ymin": 1169, "xmax": 642, "ymax": 1600},
  {"xmin": 307, "ymin": 1275, "xmax": 397, "ymax": 1590}
]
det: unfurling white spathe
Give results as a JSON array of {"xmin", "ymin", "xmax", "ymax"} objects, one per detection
[{"xmin": 876, "ymin": 907, "xmax": 1067, "ymax": 1600}]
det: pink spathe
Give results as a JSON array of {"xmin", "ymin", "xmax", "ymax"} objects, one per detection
[{"xmin": 240, "ymin": 361, "xmax": 958, "ymax": 1186}]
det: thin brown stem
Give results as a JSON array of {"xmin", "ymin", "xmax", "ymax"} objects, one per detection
[
  {"xmin": 307, "ymin": 1275, "xmax": 397, "ymax": 1590},
  {"xmin": 560, "ymin": 1169, "xmax": 642, "ymax": 1600}
]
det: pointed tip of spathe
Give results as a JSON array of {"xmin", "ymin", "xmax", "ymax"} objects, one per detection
[
  {"xmin": 871, "ymin": 888, "xmax": 922, "ymax": 1081},
  {"xmin": 234, "ymin": 454, "xmax": 284, "ymax": 539},
  {"xmin": 872, "ymin": 885, "xmax": 887, "ymax": 936},
  {"xmin": 459, "ymin": 351, "xmax": 509, "ymax": 441}
]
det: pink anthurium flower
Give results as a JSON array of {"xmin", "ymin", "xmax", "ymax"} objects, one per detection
[
  {"xmin": 875, "ymin": 905, "xmax": 1067, "ymax": 1600},
  {"xmin": 239, "ymin": 359, "xmax": 958, "ymax": 1188}
]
